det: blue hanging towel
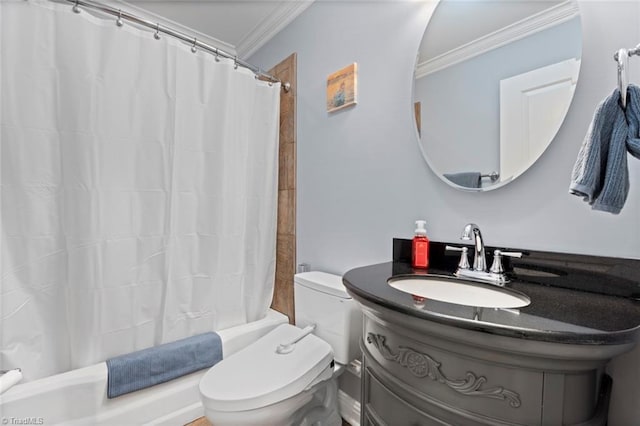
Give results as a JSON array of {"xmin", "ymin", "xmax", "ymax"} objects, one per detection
[
  {"xmin": 624, "ymin": 84, "xmax": 640, "ymax": 158},
  {"xmin": 569, "ymin": 88, "xmax": 629, "ymax": 214}
]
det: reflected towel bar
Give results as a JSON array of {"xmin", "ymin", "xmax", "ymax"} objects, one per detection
[{"xmin": 481, "ymin": 172, "xmax": 499, "ymax": 182}]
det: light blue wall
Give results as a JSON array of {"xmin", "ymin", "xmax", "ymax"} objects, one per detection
[
  {"xmin": 250, "ymin": 1, "xmax": 640, "ymax": 272},
  {"xmin": 249, "ymin": 2, "xmax": 640, "ymax": 423}
]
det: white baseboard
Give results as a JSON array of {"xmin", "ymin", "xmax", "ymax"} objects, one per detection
[{"xmin": 338, "ymin": 389, "xmax": 361, "ymax": 426}]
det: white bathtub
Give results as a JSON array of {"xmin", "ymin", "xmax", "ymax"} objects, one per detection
[{"xmin": 0, "ymin": 309, "xmax": 288, "ymax": 426}]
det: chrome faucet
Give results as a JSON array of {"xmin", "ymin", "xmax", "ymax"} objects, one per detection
[
  {"xmin": 461, "ymin": 223, "xmax": 486, "ymax": 272},
  {"xmin": 449, "ymin": 223, "xmax": 522, "ymax": 286}
]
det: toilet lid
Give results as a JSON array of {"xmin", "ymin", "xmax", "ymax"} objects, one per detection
[{"xmin": 199, "ymin": 324, "xmax": 333, "ymax": 412}]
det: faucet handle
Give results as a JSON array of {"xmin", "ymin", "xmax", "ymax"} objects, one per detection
[
  {"xmin": 490, "ymin": 250, "xmax": 523, "ymax": 274},
  {"xmin": 445, "ymin": 245, "xmax": 470, "ymax": 270},
  {"xmin": 490, "ymin": 250, "xmax": 504, "ymax": 274},
  {"xmin": 500, "ymin": 251, "xmax": 523, "ymax": 258}
]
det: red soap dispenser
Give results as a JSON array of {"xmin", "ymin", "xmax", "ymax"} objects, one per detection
[{"xmin": 412, "ymin": 220, "xmax": 430, "ymax": 269}]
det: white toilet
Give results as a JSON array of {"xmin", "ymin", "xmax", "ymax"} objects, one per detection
[{"xmin": 199, "ymin": 271, "xmax": 362, "ymax": 426}]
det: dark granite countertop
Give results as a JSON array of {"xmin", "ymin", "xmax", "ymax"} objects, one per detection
[{"xmin": 343, "ymin": 241, "xmax": 640, "ymax": 345}]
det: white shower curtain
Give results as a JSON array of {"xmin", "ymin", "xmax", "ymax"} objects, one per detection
[{"xmin": 0, "ymin": 0, "xmax": 280, "ymax": 382}]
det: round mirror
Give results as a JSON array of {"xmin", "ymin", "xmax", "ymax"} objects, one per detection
[{"xmin": 414, "ymin": 0, "xmax": 582, "ymax": 191}]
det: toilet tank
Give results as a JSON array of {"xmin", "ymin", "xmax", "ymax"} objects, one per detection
[{"xmin": 294, "ymin": 271, "xmax": 362, "ymax": 365}]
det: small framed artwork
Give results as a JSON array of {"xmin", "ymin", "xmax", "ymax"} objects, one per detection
[{"xmin": 326, "ymin": 63, "xmax": 357, "ymax": 113}]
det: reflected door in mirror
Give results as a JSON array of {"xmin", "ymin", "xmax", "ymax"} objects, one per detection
[{"xmin": 500, "ymin": 59, "xmax": 579, "ymax": 180}]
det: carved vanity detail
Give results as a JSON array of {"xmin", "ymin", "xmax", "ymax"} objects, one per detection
[
  {"xmin": 344, "ymin": 243, "xmax": 640, "ymax": 426},
  {"xmin": 366, "ymin": 333, "xmax": 521, "ymax": 408}
]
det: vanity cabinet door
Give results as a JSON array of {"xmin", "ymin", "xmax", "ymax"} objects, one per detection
[
  {"xmin": 363, "ymin": 318, "xmax": 543, "ymax": 424},
  {"xmin": 362, "ymin": 361, "xmax": 448, "ymax": 426},
  {"xmin": 361, "ymin": 315, "xmax": 547, "ymax": 425},
  {"xmin": 358, "ymin": 311, "xmax": 612, "ymax": 425}
]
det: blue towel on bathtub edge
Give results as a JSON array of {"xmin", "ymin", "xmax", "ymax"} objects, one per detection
[{"xmin": 106, "ymin": 332, "xmax": 222, "ymax": 398}]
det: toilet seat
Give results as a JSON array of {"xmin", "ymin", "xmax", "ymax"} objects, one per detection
[{"xmin": 199, "ymin": 324, "xmax": 333, "ymax": 413}]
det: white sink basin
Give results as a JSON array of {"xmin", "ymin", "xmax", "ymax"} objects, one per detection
[{"xmin": 388, "ymin": 276, "xmax": 530, "ymax": 309}]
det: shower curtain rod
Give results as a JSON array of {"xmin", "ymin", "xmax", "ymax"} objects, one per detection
[{"xmin": 55, "ymin": 0, "xmax": 291, "ymax": 92}]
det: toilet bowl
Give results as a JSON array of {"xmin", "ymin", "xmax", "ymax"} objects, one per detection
[{"xmin": 199, "ymin": 272, "xmax": 361, "ymax": 426}]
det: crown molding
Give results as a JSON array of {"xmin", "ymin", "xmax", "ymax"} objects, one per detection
[
  {"xmin": 236, "ymin": 0, "xmax": 315, "ymax": 58},
  {"xmin": 113, "ymin": 0, "xmax": 237, "ymax": 55},
  {"xmin": 416, "ymin": 0, "xmax": 579, "ymax": 79}
]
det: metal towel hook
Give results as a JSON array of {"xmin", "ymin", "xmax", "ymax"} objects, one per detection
[
  {"xmin": 116, "ymin": 9, "xmax": 123, "ymax": 27},
  {"xmin": 72, "ymin": 0, "xmax": 81, "ymax": 14},
  {"xmin": 618, "ymin": 48, "xmax": 629, "ymax": 108},
  {"xmin": 154, "ymin": 24, "xmax": 161, "ymax": 40},
  {"xmin": 191, "ymin": 38, "xmax": 197, "ymax": 53},
  {"xmin": 613, "ymin": 43, "xmax": 640, "ymax": 109}
]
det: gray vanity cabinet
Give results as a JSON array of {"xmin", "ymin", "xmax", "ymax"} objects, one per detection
[
  {"xmin": 360, "ymin": 310, "xmax": 609, "ymax": 426},
  {"xmin": 344, "ymin": 253, "xmax": 640, "ymax": 426}
]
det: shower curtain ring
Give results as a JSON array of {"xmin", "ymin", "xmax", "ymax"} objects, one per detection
[
  {"xmin": 191, "ymin": 38, "xmax": 197, "ymax": 53},
  {"xmin": 154, "ymin": 24, "xmax": 161, "ymax": 40},
  {"xmin": 215, "ymin": 49, "xmax": 220, "ymax": 62},
  {"xmin": 72, "ymin": 0, "xmax": 81, "ymax": 14},
  {"xmin": 116, "ymin": 9, "xmax": 124, "ymax": 27},
  {"xmin": 234, "ymin": 56, "xmax": 239, "ymax": 70}
]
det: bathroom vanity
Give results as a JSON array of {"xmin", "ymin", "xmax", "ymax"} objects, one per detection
[{"xmin": 343, "ymin": 242, "xmax": 640, "ymax": 425}]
